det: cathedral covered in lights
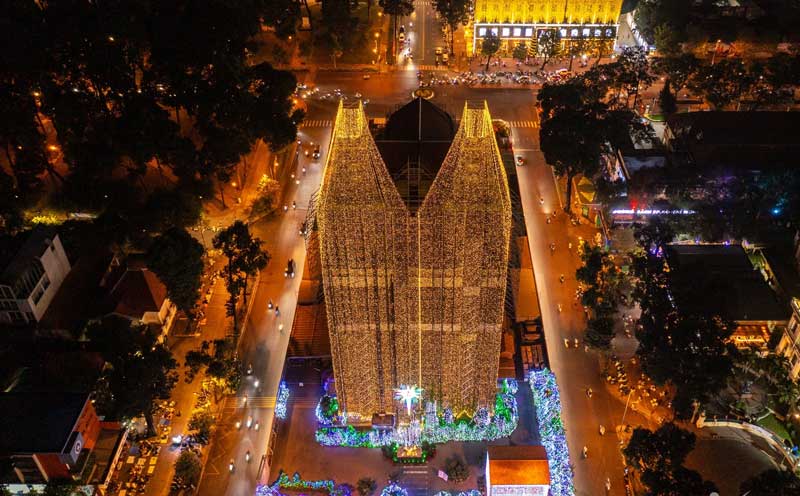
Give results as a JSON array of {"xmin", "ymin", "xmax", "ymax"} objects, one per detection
[{"xmin": 316, "ymin": 100, "xmax": 511, "ymax": 420}]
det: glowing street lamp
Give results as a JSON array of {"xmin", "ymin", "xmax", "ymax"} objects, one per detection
[{"xmin": 395, "ymin": 385, "xmax": 422, "ymax": 416}]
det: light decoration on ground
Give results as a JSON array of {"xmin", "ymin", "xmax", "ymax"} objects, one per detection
[
  {"xmin": 275, "ymin": 381, "xmax": 290, "ymax": 420},
  {"xmin": 255, "ymin": 471, "xmax": 351, "ymax": 496},
  {"xmin": 317, "ymin": 101, "xmax": 511, "ymax": 418},
  {"xmin": 380, "ymin": 483, "xmax": 408, "ymax": 496},
  {"xmin": 395, "ymin": 385, "xmax": 422, "ymax": 416},
  {"xmin": 434, "ymin": 491, "xmax": 482, "ymax": 496},
  {"xmin": 315, "ymin": 380, "xmax": 518, "ymax": 447},
  {"xmin": 528, "ymin": 369, "xmax": 574, "ymax": 496}
]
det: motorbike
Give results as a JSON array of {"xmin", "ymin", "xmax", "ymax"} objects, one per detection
[
  {"xmin": 245, "ymin": 451, "xmax": 251, "ymax": 463},
  {"xmin": 229, "ymin": 460, "xmax": 235, "ymax": 472},
  {"xmin": 284, "ymin": 259, "xmax": 295, "ymax": 278}
]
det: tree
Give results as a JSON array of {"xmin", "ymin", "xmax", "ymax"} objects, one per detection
[
  {"xmin": 566, "ymin": 33, "xmax": 589, "ymax": 71},
  {"xmin": 658, "ymin": 79, "xmax": 678, "ymax": 116},
  {"xmin": 630, "ymin": 250, "xmax": 736, "ymax": 418},
  {"xmin": 174, "ymin": 450, "xmax": 202, "ymax": 487},
  {"xmin": 41, "ymin": 481, "xmax": 79, "ymax": 496},
  {"xmin": 184, "ymin": 339, "xmax": 242, "ymax": 395},
  {"xmin": 146, "ymin": 227, "xmax": 205, "ymax": 314},
  {"xmin": 633, "ymin": 0, "xmax": 691, "ymax": 45},
  {"xmin": 512, "ymin": 42, "xmax": 528, "ymax": 63},
  {"xmin": 740, "ymin": 469, "xmax": 800, "ymax": 496},
  {"xmin": 188, "ymin": 410, "xmax": 215, "ymax": 444},
  {"xmin": 633, "ymin": 217, "xmax": 675, "ymax": 253},
  {"xmin": 615, "ymin": 47, "xmax": 656, "ymax": 108},
  {"xmin": 537, "ymin": 29, "xmax": 561, "ymax": 70},
  {"xmin": 444, "ymin": 455, "xmax": 469, "ymax": 482},
  {"xmin": 88, "ymin": 316, "xmax": 178, "ymax": 435},
  {"xmin": 433, "ymin": 0, "xmax": 470, "ymax": 55},
  {"xmin": 481, "ymin": 32, "xmax": 501, "ymax": 72},
  {"xmin": 213, "ymin": 221, "xmax": 270, "ymax": 334},
  {"xmin": 688, "ymin": 59, "xmax": 753, "ymax": 110},
  {"xmin": 652, "ymin": 53, "xmax": 699, "ymax": 93},
  {"xmin": 653, "ymin": 23, "xmax": 682, "ymax": 57},
  {"xmin": 357, "ymin": 478, "xmax": 377, "ymax": 496},
  {"xmin": 624, "ymin": 423, "xmax": 718, "ymax": 496}
]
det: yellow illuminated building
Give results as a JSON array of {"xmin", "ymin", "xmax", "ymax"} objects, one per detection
[
  {"xmin": 317, "ymin": 101, "xmax": 511, "ymax": 420},
  {"xmin": 467, "ymin": 0, "xmax": 623, "ymax": 55}
]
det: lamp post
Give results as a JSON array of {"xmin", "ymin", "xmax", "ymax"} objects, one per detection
[{"xmin": 711, "ymin": 39, "xmax": 721, "ymax": 65}]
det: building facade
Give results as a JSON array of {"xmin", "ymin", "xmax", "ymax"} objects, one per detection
[
  {"xmin": 318, "ymin": 101, "xmax": 511, "ymax": 419},
  {"xmin": 0, "ymin": 229, "xmax": 71, "ymax": 325},
  {"xmin": 468, "ymin": 0, "xmax": 623, "ymax": 55},
  {"xmin": 776, "ymin": 298, "xmax": 800, "ymax": 380}
]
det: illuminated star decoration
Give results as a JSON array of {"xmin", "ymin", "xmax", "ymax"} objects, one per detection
[{"xmin": 395, "ymin": 385, "xmax": 422, "ymax": 416}]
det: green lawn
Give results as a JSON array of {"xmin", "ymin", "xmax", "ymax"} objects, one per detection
[{"xmin": 756, "ymin": 413, "xmax": 792, "ymax": 442}]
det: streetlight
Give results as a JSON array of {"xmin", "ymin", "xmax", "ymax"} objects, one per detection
[{"xmin": 711, "ymin": 39, "xmax": 721, "ymax": 65}]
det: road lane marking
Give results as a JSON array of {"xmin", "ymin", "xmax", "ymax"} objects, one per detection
[
  {"xmin": 300, "ymin": 120, "xmax": 332, "ymax": 128},
  {"xmin": 509, "ymin": 120, "xmax": 538, "ymax": 128}
]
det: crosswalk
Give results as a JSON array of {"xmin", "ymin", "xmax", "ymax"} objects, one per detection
[
  {"xmin": 223, "ymin": 396, "xmax": 276, "ymax": 409},
  {"xmin": 508, "ymin": 120, "xmax": 539, "ymax": 128},
  {"xmin": 414, "ymin": 65, "xmax": 451, "ymax": 71},
  {"xmin": 300, "ymin": 119, "xmax": 332, "ymax": 128}
]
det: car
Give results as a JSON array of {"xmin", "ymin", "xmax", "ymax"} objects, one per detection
[
  {"xmin": 441, "ymin": 53, "xmax": 449, "ymax": 64},
  {"xmin": 435, "ymin": 47, "xmax": 442, "ymax": 56},
  {"xmin": 516, "ymin": 155, "xmax": 524, "ymax": 166},
  {"xmin": 362, "ymin": 74, "xmax": 371, "ymax": 80},
  {"xmin": 312, "ymin": 146, "xmax": 321, "ymax": 159},
  {"xmin": 355, "ymin": 92, "xmax": 362, "ymax": 98},
  {"xmin": 399, "ymin": 25, "xmax": 405, "ymax": 34},
  {"xmin": 398, "ymin": 32, "xmax": 405, "ymax": 43}
]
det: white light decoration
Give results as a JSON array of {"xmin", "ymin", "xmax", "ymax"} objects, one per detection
[{"xmin": 395, "ymin": 385, "xmax": 422, "ymax": 416}]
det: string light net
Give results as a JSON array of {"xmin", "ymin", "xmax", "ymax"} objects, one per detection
[
  {"xmin": 417, "ymin": 101, "xmax": 511, "ymax": 412},
  {"xmin": 318, "ymin": 101, "xmax": 417, "ymax": 418},
  {"xmin": 318, "ymin": 100, "xmax": 510, "ymax": 418}
]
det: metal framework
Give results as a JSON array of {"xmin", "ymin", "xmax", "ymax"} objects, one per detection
[{"xmin": 318, "ymin": 101, "xmax": 511, "ymax": 419}]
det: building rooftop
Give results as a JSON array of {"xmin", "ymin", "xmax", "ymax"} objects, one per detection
[
  {"xmin": 666, "ymin": 111, "xmax": 800, "ymax": 169},
  {"xmin": 665, "ymin": 244, "xmax": 789, "ymax": 322},
  {"xmin": 375, "ymin": 98, "xmax": 456, "ymax": 213},
  {"xmin": 0, "ymin": 227, "xmax": 58, "ymax": 286},
  {"xmin": 104, "ymin": 256, "xmax": 168, "ymax": 318},
  {"xmin": 0, "ymin": 392, "xmax": 88, "ymax": 454},
  {"xmin": 487, "ymin": 445, "xmax": 550, "ymax": 486}
]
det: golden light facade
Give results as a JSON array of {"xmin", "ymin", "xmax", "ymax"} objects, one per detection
[
  {"xmin": 318, "ymin": 101, "xmax": 511, "ymax": 418},
  {"xmin": 474, "ymin": 0, "xmax": 623, "ymax": 25},
  {"xmin": 467, "ymin": 0, "xmax": 623, "ymax": 55}
]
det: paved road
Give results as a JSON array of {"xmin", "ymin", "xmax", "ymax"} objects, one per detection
[
  {"xmin": 195, "ymin": 106, "xmax": 332, "ymax": 496},
  {"xmin": 512, "ymin": 100, "xmax": 654, "ymax": 496}
]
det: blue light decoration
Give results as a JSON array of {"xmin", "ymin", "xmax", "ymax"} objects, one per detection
[
  {"xmin": 314, "ymin": 379, "xmax": 519, "ymax": 447},
  {"xmin": 380, "ymin": 483, "xmax": 408, "ymax": 496},
  {"xmin": 528, "ymin": 369, "xmax": 574, "ymax": 496},
  {"xmin": 255, "ymin": 471, "xmax": 351, "ymax": 496},
  {"xmin": 275, "ymin": 381, "xmax": 290, "ymax": 420},
  {"xmin": 434, "ymin": 491, "xmax": 482, "ymax": 496}
]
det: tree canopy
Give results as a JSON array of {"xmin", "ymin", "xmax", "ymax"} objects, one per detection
[
  {"xmin": 624, "ymin": 423, "xmax": 718, "ymax": 496},
  {"xmin": 88, "ymin": 315, "xmax": 178, "ymax": 434},
  {"xmin": 145, "ymin": 227, "xmax": 205, "ymax": 314},
  {"xmin": 1, "ymin": 0, "xmax": 302, "ymax": 228}
]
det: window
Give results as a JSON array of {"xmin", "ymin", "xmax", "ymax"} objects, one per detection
[
  {"xmin": 559, "ymin": 28, "xmax": 567, "ymax": 38},
  {"xmin": 0, "ymin": 301, "xmax": 16, "ymax": 311},
  {"xmin": 491, "ymin": 28, "xmax": 498, "ymax": 36},
  {"xmin": 41, "ymin": 274, "xmax": 50, "ymax": 291},
  {"xmin": 513, "ymin": 28, "xmax": 521, "ymax": 37},
  {"xmin": 571, "ymin": 28, "xmax": 579, "ymax": 37},
  {"xmin": 524, "ymin": 28, "xmax": 533, "ymax": 37},
  {"xmin": 502, "ymin": 28, "xmax": 510, "ymax": 37},
  {"xmin": 594, "ymin": 29, "xmax": 602, "ymax": 37},
  {"xmin": 32, "ymin": 286, "xmax": 45, "ymax": 305},
  {"xmin": 25, "ymin": 312, "xmax": 34, "ymax": 322},
  {"xmin": 582, "ymin": 28, "xmax": 590, "ymax": 37},
  {"xmin": 0, "ymin": 286, "xmax": 12, "ymax": 299},
  {"xmin": 9, "ymin": 311, "xmax": 24, "ymax": 323},
  {"xmin": 479, "ymin": 28, "xmax": 487, "ymax": 36}
]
